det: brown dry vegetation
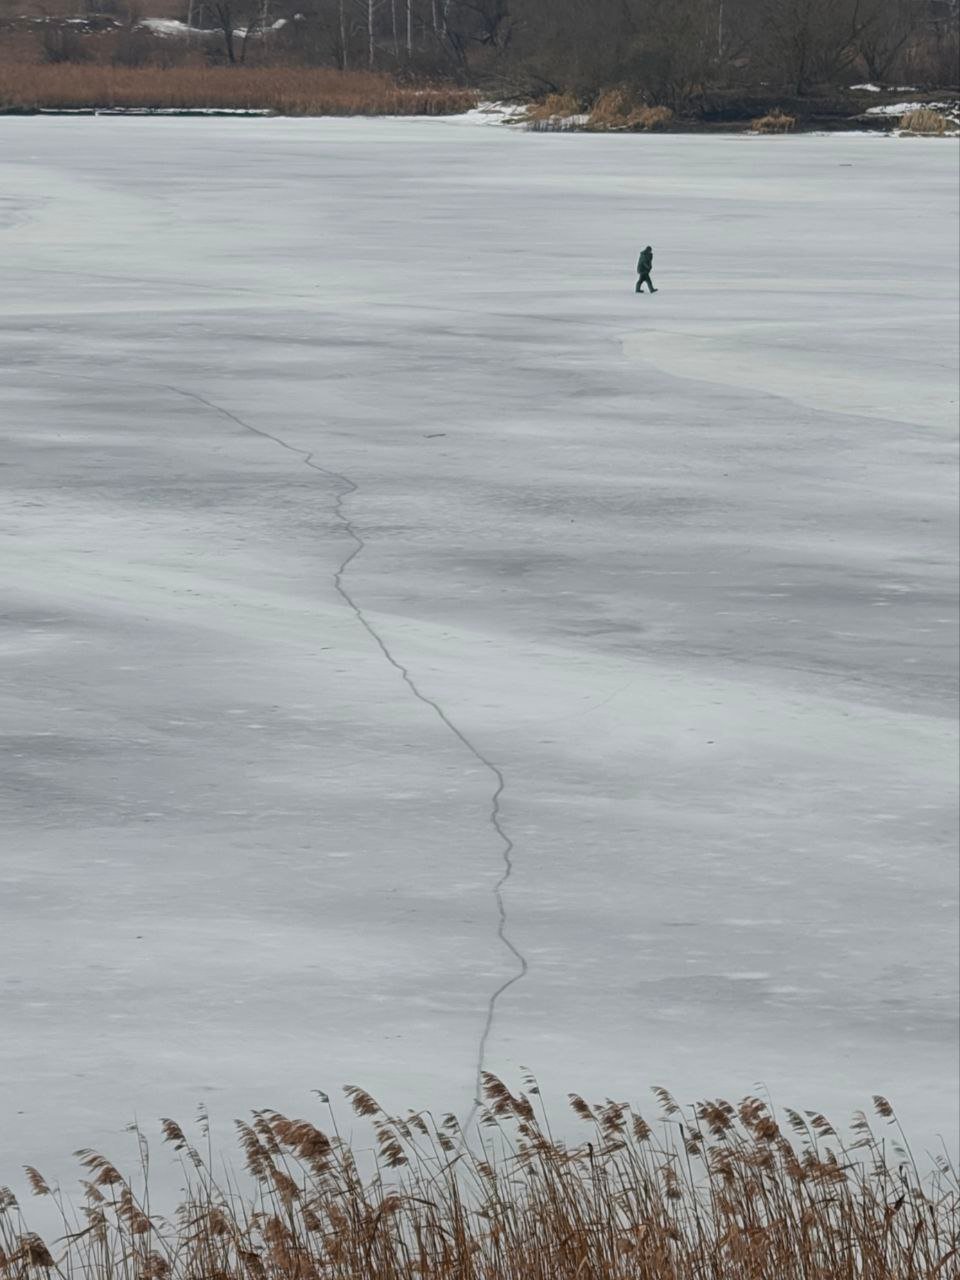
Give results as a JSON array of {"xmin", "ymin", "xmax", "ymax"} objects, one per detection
[
  {"xmin": 0, "ymin": 65, "xmax": 477, "ymax": 115},
  {"xmin": 588, "ymin": 90, "xmax": 674, "ymax": 131},
  {"xmin": 751, "ymin": 109, "xmax": 798, "ymax": 133},
  {"xmin": 520, "ymin": 91, "xmax": 581, "ymax": 128},
  {"xmin": 899, "ymin": 106, "xmax": 956, "ymax": 133},
  {"xmin": 632, "ymin": 105, "xmax": 674, "ymax": 131},
  {"xmin": 523, "ymin": 92, "xmax": 676, "ymax": 132},
  {"xmin": 0, "ymin": 0, "xmax": 957, "ymax": 122},
  {"xmin": 588, "ymin": 88, "xmax": 642, "ymax": 128},
  {"xmin": 1, "ymin": 1077, "xmax": 956, "ymax": 1279}
]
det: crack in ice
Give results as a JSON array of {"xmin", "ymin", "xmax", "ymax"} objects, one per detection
[{"xmin": 155, "ymin": 384, "xmax": 529, "ymax": 1122}]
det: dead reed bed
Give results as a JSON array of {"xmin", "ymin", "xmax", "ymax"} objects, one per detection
[
  {"xmin": 1, "ymin": 1076, "xmax": 956, "ymax": 1279},
  {"xmin": 588, "ymin": 90, "xmax": 674, "ymax": 131},
  {"xmin": 523, "ymin": 92, "xmax": 676, "ymax": 132},
  {"xmin": 521, "ymin": 92, "xmax": 583, "ymax": 130},
  {"xmin": 899, "ymin": 107, "xmax": 956, "ymax": 134},
  {"xmin": 0, "ymin": 65, "xmax": 477, "ymax": 115},
  {"xmin": 751, "ymin": 109, "xmax": 797, "ymax": 133}
]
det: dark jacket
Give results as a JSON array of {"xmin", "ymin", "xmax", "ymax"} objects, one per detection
[{"xmin": 637, "ymin": 248, "xmax": 653, "ymax": 275}]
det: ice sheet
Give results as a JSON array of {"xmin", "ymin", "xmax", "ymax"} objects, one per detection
[{"xmin": 0, "ymin": 120, "xmax": 957, "ymax": 1192}]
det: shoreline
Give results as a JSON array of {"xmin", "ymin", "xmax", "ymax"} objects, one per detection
[
  {"xmin": 2, "ymin": 108, "xmax": 956, "ymax": 137},
  {"xmin": 2, "ymin": 100, "xmax": 956, "ymax": 134}
]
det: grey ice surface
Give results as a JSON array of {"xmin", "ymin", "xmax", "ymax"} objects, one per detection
[{"xmin": 1, "ymin": 120, "xmax": 957, "ymax": 1190}]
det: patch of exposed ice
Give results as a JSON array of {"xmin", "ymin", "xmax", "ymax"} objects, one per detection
[
  {"xmin": 450, "ymin": 101, "xmax": 596, "ymax": 131},
  {"xmin": 38, "ymin": 106, "xmax": 274, "ymax": 116},
  {"xmin": 805, "ymin": 129, "xmax": 890, "ymax": 137},
  {"xmin": 444, "ymin": 100, "xmax": 528, "ymax": 126},
  {"xmin": 524, "ymin": 112, "xmax": 592, "ymax": 131}
]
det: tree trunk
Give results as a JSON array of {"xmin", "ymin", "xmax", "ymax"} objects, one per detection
[
  {"xmin": 391, "ymin": 0, "xmax": 398, "ymax": 56},
  {"xmin": 406, "ymin": 0, "xmax": 412, "ymax": 54},
  {"xmin": 368, "ymin": 0, "xmax": 375, "ymax": 67},
  {"xmin": 339, "ymin": 0, "xmax": 347, "ymax": 69},
  {"xmin": 795, "ymin": 44, "xmax": 807, "ymax": 96},
  {"xmin": 239, "ymin": 13, "xmax": 259, "ymax": 63}
]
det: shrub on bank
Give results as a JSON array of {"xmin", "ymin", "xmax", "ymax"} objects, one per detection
[
  {"xmin": 588, "ymin": 90, "xmax": 674, "ymax": 131},
  {"xmin": 900, "ymin": 106, "xmax": 955, "ymax": 133},
  {"xmin": 634, "ymin": 104, "xmax": 674, "ymax": 130},
  {"xmin": 752, "ymin": 109, "xmax": 798, "ymax": 132},
  {"xmin": 521, "ymin": 91, "xmax": 582, "ymax": 129}
]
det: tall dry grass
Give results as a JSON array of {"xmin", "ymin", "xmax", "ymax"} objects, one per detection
[
  {"xmin": 589, "ymin": 90, "xmax": 674, "ymax": 131},
  {"xmin": 521, "ymin": 92, "xmax": 583, "ymax": 130},
  {"xmin": 0, "ymin": 65, "xmax": 477, "ymax": 115},
  {"xmin": 1, "ymin": 1076, "xmax": 956, "ymax": 1278}
]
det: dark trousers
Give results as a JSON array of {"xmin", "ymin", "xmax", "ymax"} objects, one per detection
[{"xmin": 636, "ymin": 272, "xmax": 655, "ymax": 293}]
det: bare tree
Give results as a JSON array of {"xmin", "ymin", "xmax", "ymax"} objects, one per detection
[
  {"xmin": 339, "ymin": 0, "xmax": 348, "ymax": 66},
  {"xmin": 451, "ymin": 0, "xmax": 512, "ymax": 49},
  {"xmin": 854, "ymin": 0, "xmax": 919, "ymax": 79},
  {"xmin": 759, "ymin": 0, "xmax": 863, "ymax": 93},
  {"xmin": 351, "ymin": 0, "xmax": 378, "ymax": 65},
  {"xmin": 211, "ymin": 0, "xmax": 264, "ymax": 63},
  {"xmin": 164, "ymin": 0, "xmax": 956, "ymax": 93}
]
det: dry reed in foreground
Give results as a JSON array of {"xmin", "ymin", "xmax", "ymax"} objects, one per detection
[
  {"xmin": 0, "ymin": 65, "xmax": 477, "ymax": 115},
  {"xmin": 1, "ymin": 1076, "xmax": 956, "ymax": 1278}
]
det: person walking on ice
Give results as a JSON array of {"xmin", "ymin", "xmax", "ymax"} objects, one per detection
[{"xmin": 636, "ymin": 245, "xmax": 657, "ymax": 293}]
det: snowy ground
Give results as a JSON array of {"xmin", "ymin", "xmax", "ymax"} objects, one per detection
[{"xmin": 1, "ymin": 120, "xmax": 957, "ymax": 1193}]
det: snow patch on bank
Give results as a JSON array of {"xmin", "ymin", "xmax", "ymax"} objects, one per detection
[
  {"xmin": 139, "ymin": 16, "xmax": 288, "ymax": 38},
  {"xmin": 139, "ymin": 18, "xmax": 207, "ymax": 36},
  {"xmin": 866, "ymin": 99, "xmax": 959, "ymax": 119}
]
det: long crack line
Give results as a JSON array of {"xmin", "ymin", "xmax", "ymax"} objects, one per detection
[{"xmin": 158, "ymin": 384, "xmax": 529, "ymax": 1121}]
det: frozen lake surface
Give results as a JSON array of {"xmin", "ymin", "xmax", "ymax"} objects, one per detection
[{"xmin": 1, "ymin": 119, "xmax": 957, "ymax": 1186}]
